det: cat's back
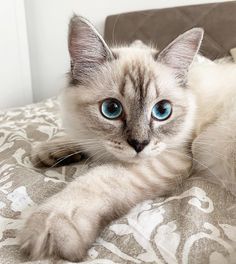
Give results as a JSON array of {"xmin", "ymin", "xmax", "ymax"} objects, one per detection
[{"xmin": 188, "ymin": 57, "xmax": 236, "ymax": 134}]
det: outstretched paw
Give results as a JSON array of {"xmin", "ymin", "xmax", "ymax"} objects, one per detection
[{"xmin": 19, "ymin": 210, "xmax": 87, "ymax": 261}]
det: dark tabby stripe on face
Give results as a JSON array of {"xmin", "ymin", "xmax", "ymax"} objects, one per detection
[
  {"xmin": 120, "ymin": 62, "xmax": 154, "ymax": 103},
  {"xmin": 119, "ymin": 78, "xmax": 126, "ymax": 97}
]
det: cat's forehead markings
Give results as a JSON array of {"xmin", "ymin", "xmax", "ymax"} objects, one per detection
[
  {"xmin": 119, "ymin": 60, "xmax": 153, "ymax": 101},
  {"xmin": 119, "ymin": 77, "xmax": 126, "ymax": 97}
]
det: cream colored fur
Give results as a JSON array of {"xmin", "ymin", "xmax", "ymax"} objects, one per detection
[
  {"xmin": 190, "ymin": 59, "xmax": 236, "ymax": 195},
  {"xmin": 19, "ymin": 15, "xmax": 236, "ymax": 262}
]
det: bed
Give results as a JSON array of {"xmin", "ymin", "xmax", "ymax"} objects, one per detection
[{"xmin": 1, "ymin": 2, "xmax": 236, "ymax": 263}]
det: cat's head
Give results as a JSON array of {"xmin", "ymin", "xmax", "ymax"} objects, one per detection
[{"xmin": 61, "ymin": 15, "xmax": 203, "ymax": 163}]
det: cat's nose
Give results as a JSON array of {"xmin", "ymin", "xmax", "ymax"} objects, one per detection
[{"xmin": 127, "ymin": 138, "xmax": 150, "ymax": 153}]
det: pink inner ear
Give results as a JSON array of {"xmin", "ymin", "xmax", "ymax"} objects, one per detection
[
  {"xmin": 68, "ymin": 15, "xmax": 113, "ymax": 83},
  {"xmin": 158, "ymin": 28, "xmax": 204, "ymax": 73}
]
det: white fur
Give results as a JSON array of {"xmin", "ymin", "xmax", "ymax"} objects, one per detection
[{"xmin": 189, "ymin": 57, "xmax": 236, "ymax": 195}]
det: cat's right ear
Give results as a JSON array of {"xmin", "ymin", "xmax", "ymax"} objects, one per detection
[{"xmin": 68, "ymin": 15, "xmax": 114, "ymax": 84}]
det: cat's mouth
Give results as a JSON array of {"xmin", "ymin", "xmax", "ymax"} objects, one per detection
[
  {"xmin": 104, "ymin": 140, "xmax": 167, "ymax": 163},
  {"xmin": 105, "ymin": 147, "xmax": 155, "ymax": 164}
]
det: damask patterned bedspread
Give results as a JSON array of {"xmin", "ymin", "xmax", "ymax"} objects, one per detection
[{"xmin": 0, "ymin": 99, "xmax": 236, "ymax": 264}]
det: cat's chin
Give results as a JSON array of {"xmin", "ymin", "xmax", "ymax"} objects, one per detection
[
  {"xmin": 107, "ymin": 151, "xmax": 161, "ymax": 164},
  {"xmin": 109, "ymin": 153, "xmax": 138, "ymax": 163}
]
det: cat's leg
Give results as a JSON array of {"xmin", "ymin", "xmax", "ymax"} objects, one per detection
[
  {"xmin": 19, "ymin": 159, "xmax": 189, "ymax": 261},
  {"xmin": 31, "ymin": 136, "xmax": 85, "ymax": 167}
]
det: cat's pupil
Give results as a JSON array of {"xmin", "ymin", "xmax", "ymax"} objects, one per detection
[
  {"xmin": 108, "ymin": 102, "xmax": 119, "ymax": 114},
  {"xmin": 158, "ymin": 105, "xmax": 166, "ymax": 114}
]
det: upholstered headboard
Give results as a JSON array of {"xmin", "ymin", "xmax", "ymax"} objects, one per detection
[{"xmin": 104, "ymin": 1, "xmax": 236, "ymax": 59}]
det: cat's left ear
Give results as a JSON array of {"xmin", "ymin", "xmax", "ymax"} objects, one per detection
[
  {"xmin": 157, "ymin": 28, "xmax": 204, "ymax": 81},
  {"xmin": 68, "ymin": 15, "xmax": 114, "ymax": 83}
]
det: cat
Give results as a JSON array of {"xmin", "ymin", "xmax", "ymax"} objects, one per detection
[{"xmin": 19, "ymin": 15, "xmax": 204, "ymax": 261}]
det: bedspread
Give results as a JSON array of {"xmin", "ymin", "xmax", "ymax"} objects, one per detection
[{"xmin": 0, "ymin": 99, "xmax": 236, "ymax": 264}]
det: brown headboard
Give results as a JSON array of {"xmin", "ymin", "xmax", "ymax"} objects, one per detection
[{"xmin": 104, "ymin": 1, "xmax": 236, "ymax": 59}]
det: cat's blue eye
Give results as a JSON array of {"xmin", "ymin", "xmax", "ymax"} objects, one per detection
[
  {"xmin": 100, "ymin": 98, "xmax": 123, "ymax": 120},
  {"xmin": 151, "ymin": 100, "xmax": 172, "ymax": 121}
]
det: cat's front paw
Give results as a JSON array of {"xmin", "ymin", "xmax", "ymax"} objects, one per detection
[
  {"xmin": 31, "ymin": 143, "xmax": 83, "ymax": 168},
  {"xmin": 19, "ymin": 210, "xmax": 87, "ymax": 261}
]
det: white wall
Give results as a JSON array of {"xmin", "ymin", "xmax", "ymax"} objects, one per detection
[
  {"xmin": 0, "ymin": 0, "xmax": 32, "ymax": 109},
  {"xmin": 25, "ymin": 0, "xmax": 232, "ymax": 102}
]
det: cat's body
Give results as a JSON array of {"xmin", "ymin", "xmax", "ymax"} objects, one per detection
[
  {"xmin": 190, "ymin": 60, "xmax": 236, "ymax": 135},
  {"xmin": 19, "ymin": 15, "xmax": 236, "ymax": 262},
  {"xmin": 190, "ymin": 60, "xmax": 236, "ymax": 194}
]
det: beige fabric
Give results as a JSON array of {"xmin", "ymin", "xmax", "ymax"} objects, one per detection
[
  {"xmin": 0, "ymin": 99, "xmax": 236, "ymax": 264},
  {"xmin": 230, "ymin": 47, "xmax": 236, "ymax": 62}
]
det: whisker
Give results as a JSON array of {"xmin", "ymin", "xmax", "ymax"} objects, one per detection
[
  {"xmin": 49, "ymin": 150, "xmax": 85, "ymax": 168},
  {"xmin": 165, "ymin": 148, "xmax": 219, "ymax": 180},
  {"xmin": 81, "ymin": 148, "xmax": 105, "ymax": 171}
]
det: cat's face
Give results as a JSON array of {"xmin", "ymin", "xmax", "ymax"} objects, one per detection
[{"xmin": 61, "ymin": 16, "xmax": 203, "ymax": 163}]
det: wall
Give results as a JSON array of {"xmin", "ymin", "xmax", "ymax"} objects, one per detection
[
  {"xmin": 25, "ymin": 0, "xmax": 232, "ymax": 102},
  {"xmin": 0, "ymin": 0, "xmax": 32, "ymax": 109}
]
